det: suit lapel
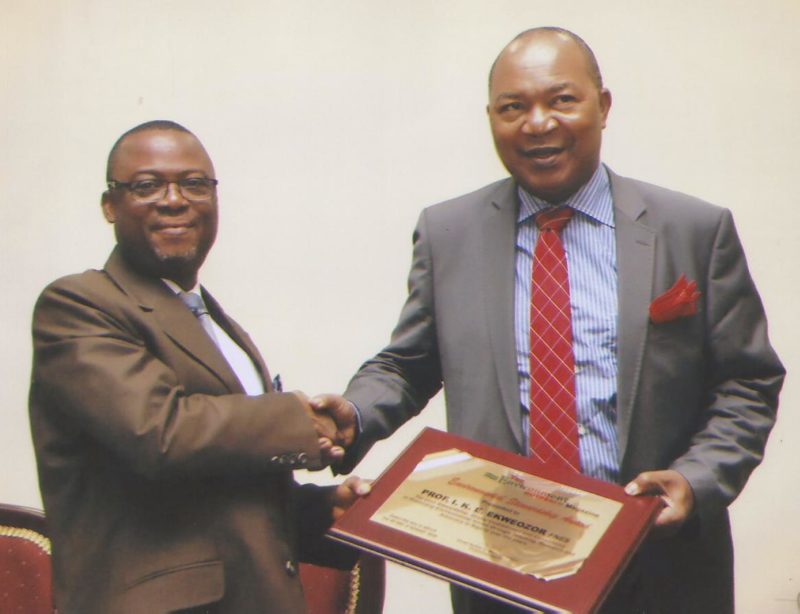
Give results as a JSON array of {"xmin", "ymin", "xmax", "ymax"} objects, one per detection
[
  {"xmin": 202, "ymin": 289, "xmax": 271, "ymax": 391},
  {"xmin": 609, "ymin": 171, "xmax": 655, "ymax": 457},
  {"xmin": 480, "ymin": 179, "xmax": 525, "ymax": 449},
  {"xmin": 104, "ymin": 249, "xmax": 246, "ymax": 393}
]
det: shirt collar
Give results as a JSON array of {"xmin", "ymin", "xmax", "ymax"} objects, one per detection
[
  {"xmin": 161, "ymin": 278, "xmax": 202, "ymax": 297},
  {"xmin": 517, "ymin": 164, "xmax": 614, "ymax": 228}
]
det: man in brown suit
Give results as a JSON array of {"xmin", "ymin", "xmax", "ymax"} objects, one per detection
[{"xmin": 29, "ymin": 120, "xmax": 367, "ymax": 614}]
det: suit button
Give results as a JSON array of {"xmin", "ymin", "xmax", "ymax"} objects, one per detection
[
  {"xmin": 296, "ymin": 452, "xmax": 308, "ymax": 467},
  {"xmin": 285, "ymin": 560, "xmax": 298, "ymax": 577}
]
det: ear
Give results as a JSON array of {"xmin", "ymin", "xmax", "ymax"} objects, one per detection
[
  {"xmin": 101, "ymin": 191, "xmax": 116, "ymax": 223},
  {"xmin": 599, "ymin": 88, "xmax": 612, "ymax": 129}
]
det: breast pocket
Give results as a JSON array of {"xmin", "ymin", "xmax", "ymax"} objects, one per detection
[{"xmin": 645, "ymin": 315, "xmax": 705, "ymax": 383}]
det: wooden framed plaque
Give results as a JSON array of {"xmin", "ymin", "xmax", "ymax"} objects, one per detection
[{"xmin": 329, "ymin": 427, "xmax": 661, "ymax": 614}]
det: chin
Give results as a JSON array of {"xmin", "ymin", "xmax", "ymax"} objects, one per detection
[
  {"xmin": 517, "ymin": 177, "xmax": 561, "ymax": 201},
  {"xmin": 520, "ymin": 169, "xmax": 582, "ymax": 203},
  {"xmin": 154, "ymin": 247, "xmax": 198, "ymax": 262},
  {"xmin": 150, "ymin": 246, "xmax": 203, "ymax": 276}
]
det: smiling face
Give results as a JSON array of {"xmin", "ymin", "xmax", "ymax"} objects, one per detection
[
  {"xmin": 102, "ymin": 128, "xmax": 218, "ymax": 289},
  {"xmin": 488, "ymin": 32, "xmax": 611, "ymax": 203}
]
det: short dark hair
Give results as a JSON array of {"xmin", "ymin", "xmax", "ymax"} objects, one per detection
[
  {"xmin": 106, "ymin": 120, "xmax": 193, "ymax": 181},
  {"xmin": 488, "ymin": 27, "xmax": 604, "ymax": 91}
]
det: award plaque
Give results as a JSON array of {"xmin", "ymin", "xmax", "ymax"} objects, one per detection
[{"xmin": 329, "ymin": 428, "xmax": 662, "ymax": 614}]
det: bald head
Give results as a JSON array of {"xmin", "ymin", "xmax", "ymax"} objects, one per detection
[
  {"xmin": 106, "ymin": 120, "xmax": 194, "ymax": 181},
  {"xmin": 489, "ymin": 27, "xmax": 603, "ymax": 93}
]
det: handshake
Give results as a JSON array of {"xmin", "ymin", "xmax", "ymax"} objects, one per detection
[
  {"xmin": 294, "ymin": 392, "xmax": 358, "ymax": 467},
  {"xmin": 293, "ymin": 392, "xmax": 371, "ymax": 519}
]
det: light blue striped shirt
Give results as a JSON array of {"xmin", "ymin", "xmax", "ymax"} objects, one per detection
[{"xmin": 515, "ymin": 164, "xmax": 619, "ymax": 483}]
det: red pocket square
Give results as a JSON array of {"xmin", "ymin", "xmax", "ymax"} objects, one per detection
[{"xmin": 649, "ymin": 275, "xmax": 701, "ymax": 324}]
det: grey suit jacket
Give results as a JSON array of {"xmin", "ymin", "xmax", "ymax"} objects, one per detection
[
  {"xmin": 30, "ymin": 248, "xmax": 352, "ymax": 614},
  {"xmin": 343, "ymin": 169, "xmax": 784, "ymax": 612}
]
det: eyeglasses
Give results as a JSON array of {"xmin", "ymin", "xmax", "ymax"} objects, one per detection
[{"xmin": 107, "ymin": 178, "xmax": 218, "ymax": 204}]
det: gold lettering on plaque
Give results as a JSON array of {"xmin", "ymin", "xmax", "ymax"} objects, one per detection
[{"xmin": 371, "ymin": 450, "xmax": 621, "ymax": 580}]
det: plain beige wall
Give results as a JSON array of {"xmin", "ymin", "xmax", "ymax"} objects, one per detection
[{"xmin": 2, "ymin": 1, "xmax": 798, "ymax": 612}]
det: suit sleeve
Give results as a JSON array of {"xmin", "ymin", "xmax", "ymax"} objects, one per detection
[
  {"xmin": 341, "ymin": 210, "xmax": 443, "ymax": 471},
  {"xmin": 30, "ymin": 276, "xmax": 324, "ymax": 480},
  {"xmin": 669, "ymin": 210, "xmax": 784, "ymax": 517}
]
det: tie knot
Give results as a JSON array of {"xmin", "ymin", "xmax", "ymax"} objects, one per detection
[
  {"xmin": 179, "ymin": 292, "xmax": 209, "ymax": 318},
  {"xmin": 535, "ymin": 206, "xmax": 573, "ymax": 233}
]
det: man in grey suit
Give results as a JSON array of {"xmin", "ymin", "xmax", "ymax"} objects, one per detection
[
  {"xmin": 328, "ymin": 27, "xmax": 784, "ymax": 613},
  {"xmin": 29, "ymin": 120, "xmax": 368, "ymax": 613}
]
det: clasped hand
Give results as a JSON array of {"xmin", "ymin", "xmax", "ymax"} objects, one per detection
[{"xmin": 293, "ymin": 392, "xmax": 358, "ymax": 466}]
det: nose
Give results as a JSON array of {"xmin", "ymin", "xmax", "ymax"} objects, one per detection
[
  {"xmin": 522, "ymin": 104, "xmax": 556, "ymax": 135},
  {"xmin": 156, "ymin": 182, "xmax": 189, "ymax": 210}
]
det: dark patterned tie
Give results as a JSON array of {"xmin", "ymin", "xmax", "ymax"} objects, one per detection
[{"xmin": 529, "ymin": 206, "xmax": 579, "ymax": 472}]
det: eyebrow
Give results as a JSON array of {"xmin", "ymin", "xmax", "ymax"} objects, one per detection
[
  {"xmin": 492, "ymin": 81, "xmax": 579, "ymax": 102},
  {"xmin": 546, "ymin": 82, "xmax": 577, "ymax": 93},
  {"xmin": 129, "ymin": 169, "xmax": 211, "ymax": 177},
  {"xmin": 493, "ymin": 92, "xmax": 523, "ymax": 102}
]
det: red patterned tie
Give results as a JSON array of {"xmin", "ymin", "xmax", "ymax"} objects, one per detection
[{"xmin": 529, "ymin": 206, "xmax": 579, "ymax": 472}]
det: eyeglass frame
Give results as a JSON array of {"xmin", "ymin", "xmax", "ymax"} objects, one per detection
[{"xmin": 106, "ymin": 177, "xmax": 219, "ymax": 204}]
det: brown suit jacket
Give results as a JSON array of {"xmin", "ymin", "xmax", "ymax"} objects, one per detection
[{"xmin": 29, "ymin": 248, "xmax": 351, "ymax": 614}]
